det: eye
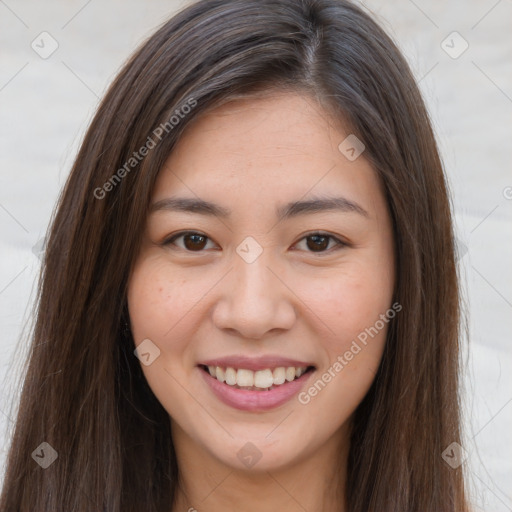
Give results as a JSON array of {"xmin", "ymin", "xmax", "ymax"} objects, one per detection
[
  {"xmin": 164, "ymin": 231, "xmax": 217, "ymax": 251},
  {"xmin": 293, "ymin": 232, "xmax": 346, "ymax": 253},
  {"xmin": 163, "ymin": 230, "xmax": 346, "ymax": 254}
]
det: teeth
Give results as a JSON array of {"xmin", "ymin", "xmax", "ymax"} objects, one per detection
[
  {"xmin": 285, "ymin": 367, "xmax": 296, "ymax": 382},
  {"xmin": 205, "ymin": 365, "xmax": 310, "ymax": 389},
  {"xmin": 236, "ymin": 369, "xmax": 254, "ymax": 387},
  {"xmin": 273, "ymin": 367, "xmax": 286, "ymax": 385},
  {"xmin": 215, "ymin": 366, "xmax": 225, "ymax": 383},
  {"xmin": 225, "ymin": 367, "xmax": 237, "ymax": 386},
  {"xmin": 254, "ymin": 369, "xmax": 274, "ymax": 388}
]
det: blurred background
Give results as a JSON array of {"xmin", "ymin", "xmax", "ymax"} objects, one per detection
[{"xmin": 0, "ymin": 0, "xmax": 511, "ymax": 509}]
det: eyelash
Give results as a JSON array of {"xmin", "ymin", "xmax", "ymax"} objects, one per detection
[{"xmin": 162, "ymin": 230, "xmax": 347, "ymax": 255}]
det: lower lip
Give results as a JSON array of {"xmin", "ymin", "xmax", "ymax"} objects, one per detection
[{"xmin": 198, "ymin": 366, "xmax": 314, "ymax": 412}]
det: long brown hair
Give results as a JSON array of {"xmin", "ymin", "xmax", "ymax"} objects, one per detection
[{"xmin": 0, "ymin": 0, "xmax": 468, "ymax": 510}]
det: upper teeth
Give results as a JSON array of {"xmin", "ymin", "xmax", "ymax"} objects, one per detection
[{"xmin": 206, "ymin": 366, "xmax": 308, "ymax": 389}]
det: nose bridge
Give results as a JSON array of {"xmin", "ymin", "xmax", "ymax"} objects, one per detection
[
  {"xmin": 234, "ymin": 249, "xmax": 275, "ymax": 305},
  {"xmin": 212, "ymin": 244, "xmax": 296, "ymax": 338}
]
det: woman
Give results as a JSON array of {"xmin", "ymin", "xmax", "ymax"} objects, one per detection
[{"xmin": 0, "ymin": 0, "xmax": 469, "ymax": 510}]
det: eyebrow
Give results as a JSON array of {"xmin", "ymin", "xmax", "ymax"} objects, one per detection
[{"xmin": 149, "ymin": 195, "xmax": 369, "ymax": 220}]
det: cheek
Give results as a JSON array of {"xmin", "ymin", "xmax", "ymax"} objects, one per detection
[
  {"xmin": 127, "ymin": 257, "xmax": 200, "ymax": 354},
  {"xmin": 126, "ymin": 257, "xmax": 207, "ymax": 414},
  {"xmin": 300, "ymin": 261, "xmax": 393, "ymax": 350},
  {"xmin": 296, "ymin": 268, "xmax": 392, "ymax": 420}
]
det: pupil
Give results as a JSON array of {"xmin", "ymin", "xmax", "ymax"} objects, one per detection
[
  {"xmin": 307, "ymin": 235, "xmax": 328, "ymax": 251},
  {"xmin": 184, "ymin": 234, "xmax": 206, "ymax": 250}
]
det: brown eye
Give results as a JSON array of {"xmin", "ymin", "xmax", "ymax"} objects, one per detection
[
  {"xmin": 165, "ymin": 231, "xmax": 345, "ymax": 254},
  {"xmin": 165, "ymin": 231, "xmax": 215, "ymax": 251},
  {"xmin": 294, "ymin": 233, "xmax": 345, "ymax": 253},
  {"xmin": 306, "ymin": 234, "xmax": 330, "ymax": 252},
  {"xmin": 183, "ymin": 233, "xmax": 207, "ymax": 250}
]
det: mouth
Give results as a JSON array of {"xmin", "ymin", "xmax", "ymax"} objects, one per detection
[
  {"xmin": 198, "ymin": 364, "xmax": 315, "ymax": 391},
  {"xmin": 197, "ymin": 361, "xmax": 316, "ymax": 411}
]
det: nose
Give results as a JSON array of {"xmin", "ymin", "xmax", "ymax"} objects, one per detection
[{"xmin": 212, "ymin": 251, "xmax": 297, "ymax": 340}]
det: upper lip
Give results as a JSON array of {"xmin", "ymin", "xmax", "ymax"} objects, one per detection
[{"xmin": 199, "ymin": 355, "xmax": 315, "ymax": 372}]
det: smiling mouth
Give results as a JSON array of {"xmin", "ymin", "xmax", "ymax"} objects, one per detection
[{"xmin": 199, "ymin": 364, "xmax": 316, "ymax": 391}]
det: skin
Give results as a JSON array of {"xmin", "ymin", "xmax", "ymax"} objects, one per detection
[{"xmin": 127, "ymin": 91, "xmax": 395, "ymax": 512}]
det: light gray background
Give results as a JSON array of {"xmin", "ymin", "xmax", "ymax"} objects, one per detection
[{"xmin": 1, "ymin": 0, "xmax": 511, "ymax": 510}]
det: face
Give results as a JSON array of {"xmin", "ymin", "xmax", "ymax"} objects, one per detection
[{"xmin": 127, "ymin": 92, "xmax": 395, "ymax": 473}]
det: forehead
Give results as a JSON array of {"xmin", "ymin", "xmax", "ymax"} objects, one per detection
[
  {"xmin": 165, "ymin": 92, "xmax": 343, "ymax": 171},
  {"xmin": 152, "ymin": 92, "xmax": 383, "ymax": 217}
]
